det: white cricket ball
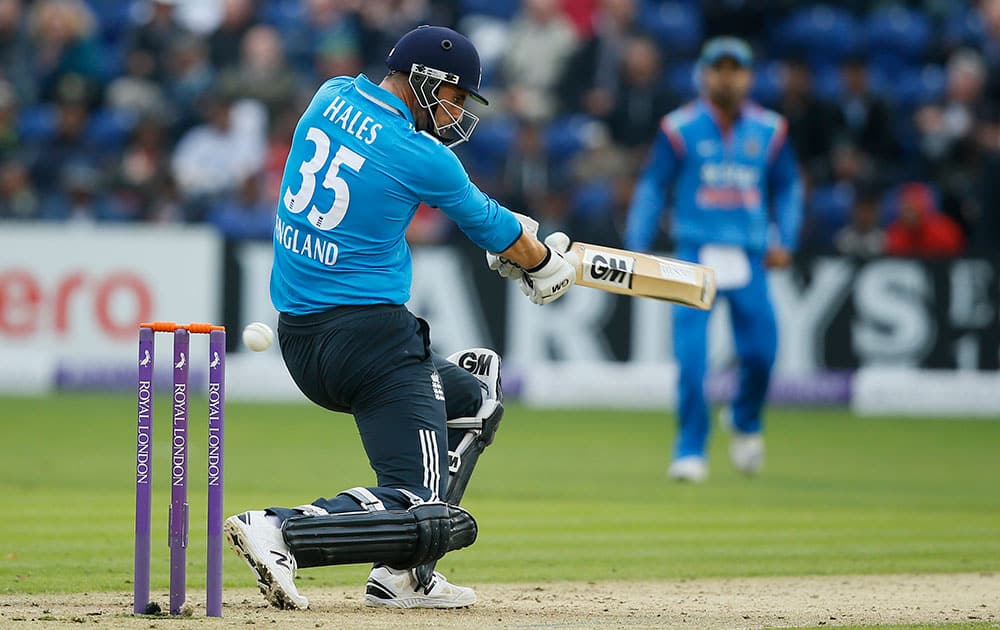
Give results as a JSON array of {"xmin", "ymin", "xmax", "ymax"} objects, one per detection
[{"xmin": 242, "ymin": 322, "xmax": 274, "ymax": 352}]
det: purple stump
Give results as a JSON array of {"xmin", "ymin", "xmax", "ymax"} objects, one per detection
[
  {"xmin": 206, "ymin": 329, "xmax": 225, "ymax": 617},
  {"xmin": 169, "ymin": 328, "xmax": 190, "ymax": 615},
  {"xmin": 134, "ymin": 327, "xmax": 155, "ymax": 614}
]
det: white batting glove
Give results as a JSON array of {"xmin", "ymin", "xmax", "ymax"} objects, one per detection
[
  {"xmin": 486, "ymin": 252, "xmax": 524, "ymax": 279},
  {"xmin": 485, "ymin": 213, "xmax": 540, "ymax": 280},
  {"xmin": 519, "ymin": 232, "xmax": 578, "ymax": 305}
]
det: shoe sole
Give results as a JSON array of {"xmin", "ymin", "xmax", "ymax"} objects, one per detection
[
  {"xmin": 363, "ymin": 593, "xmax": 476, "ymax": 609},
  {"xmin": 223, "ymin": 517, "xmax": 306, "ymax": 610}
]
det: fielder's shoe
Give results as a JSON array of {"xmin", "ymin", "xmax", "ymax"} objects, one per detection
[
  {"xmin": 730, "ymin": 431, "xmax": 764, "ymax": 475},
  {"xmin": 667, "ymin": 455, "xmax": 708, "ymax": 483},
  {"xmin": 224, "ymin": 511, "xmax": 308, "ymax": 610},
  {"xmin": 364, "ymin": 566, "xmax": 476, "ymax": 608}
]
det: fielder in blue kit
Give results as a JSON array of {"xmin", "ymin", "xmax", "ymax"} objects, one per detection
[
  {"xmin": 224, "ymin": 26, "xmax": 577, "ymax": 610},
  {"xmin": 625, "ymin": 37, "xmax": 803, "ymax": 482}
]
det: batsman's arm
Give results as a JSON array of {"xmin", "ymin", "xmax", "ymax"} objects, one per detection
[
  {"xmin": 495, "ymin": 223, "xmax": 547, "ymax": 270},
  {"xmin": 624, "ymin": 126, "xmax": 678, "ymax": 252}
]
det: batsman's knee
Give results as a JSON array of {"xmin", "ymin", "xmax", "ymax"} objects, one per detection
[{"xmin": 445, "ymin": 347, "xmax": 504, "ymax": 441}]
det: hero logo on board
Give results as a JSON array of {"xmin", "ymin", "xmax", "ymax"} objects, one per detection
[{"xmin": 0, "ymin": 269, "xmax": 153, "ymax": 339}]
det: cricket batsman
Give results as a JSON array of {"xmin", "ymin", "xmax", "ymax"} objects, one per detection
[
  {"xmin": 624, "ymin": 37, "xmax": 803, "ymax": 482},
  {"xmin": 224, "ymin": 26, "xmax": 577, "ymax": 610}
]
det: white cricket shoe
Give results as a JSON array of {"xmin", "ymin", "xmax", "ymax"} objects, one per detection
[
  {"xmin": 730, "ymin": 431, "xmax": 764, "ymax": 475},
  {"xmin": 364, "ymin": 566, "xmax": 476, "ymax": 608},
  {"xmin": 224, "ymin": 511, "xmax": 308, "ymax": 610},
  {"xmin": 667, "ymin": 455, "xmax": 708, "ymax": 483}
]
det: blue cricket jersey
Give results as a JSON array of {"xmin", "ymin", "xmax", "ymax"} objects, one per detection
[
  {"xmin": 270, "ymin": 75, "xmax": 523, "ymax": 314},
  {"xmin": 624, "ymin": 99, "xmax": 803, "ymax": 254}
]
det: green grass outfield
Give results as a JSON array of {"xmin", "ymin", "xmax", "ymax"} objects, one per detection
[{"xmin": 1, "ymin": 394, "xmax": 998, "ymax": 594}]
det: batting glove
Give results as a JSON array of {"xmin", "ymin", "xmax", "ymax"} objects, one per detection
[{"xmin": 519, "ymin": 232, "xmax": 578, "ymax": 305}]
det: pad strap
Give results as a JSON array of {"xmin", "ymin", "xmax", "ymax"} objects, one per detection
[{"xmin": 340, "ymin": 487, "xmax": 386, "ymax": 512}]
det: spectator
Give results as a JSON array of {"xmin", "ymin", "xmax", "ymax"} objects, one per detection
[
  {"xmin": 27, "ymin": 86, "xmax": 108, "ymax": 194},
  {"xmin": 558, "ymin": 0, "xmax": 637, "ymax": 118},
  {"xmin": 702, "ymin": 0, "xmax": 789, "ymax": 40},
  {"xmin": 262, "ymin": 106, "xmax": 298, "ymax": 202},
  {"xmin": 0, "ymin": 0, "xmax": 34, "ymax": 104},
  {"xmin": 0, "ymin": 159, "xmax": 39, "ymax": 220},
  {"xmin": 915, "ymin": 49, "xmax": 988, "ymax": 235},
  {"xmin": 834, "ymin": 186, "xmax": 885, "ymax": 258},
  {"xmin": 504, "ymin": 0, "xmax": 579, "ymax": 121},
  {"xmin": 802, "ymin": 142, "xmax": 871, "ymax": 248},
  {"xmin": 566, "ymin": 135, "xmax": 632, "ymax": 246},
  {"xmin": 837, "ymin": 55, "xmax": 899, "ymax": 166},
  {"xmin": 165, "ymin": 34, "xmax": 215, "ymax": 132},
  {"xmin": 106, "ymin": 43, "xmax": 168, "ymax": 120},
  {"xmin": 561, "ymin": 0, "xmax": 599, "ymax": 38},
  {"xmin": 885, "ymin": 182, "xmax": 965, "ymax": 257},
  {"xmin": 110, "ymin": 115, "xmax": 170, "ymax": 219},
  {"xmin": 40, "ymin": 162, "xmax": 119, "ymax": 222},
  {"xmin": 0, "ymin": 79, "xmax": 17, "ymax": 159},
  {"xmin": 170, "ymin": 93, "xmax": 266, "ymax": 212},
  {"xmin": 27, "ymin": 0, "xmax": 103, "ymax": 104},
  {"xmin": 356, "ymin": 0, "xmax": 430, "ymax": 76},
  {"xmin": 981, "ymin": 0, "xmax": 1000, "ymax": 107},
  {"xmin": 208, "ymin": 173, "xmax": 275, "ymax": 239},
  {"xmin": 313, "ymin": 31, "xmax": 364, "ymax": 85},
  {"xmin": 127, "ymin": 0, "xmax": 188, "ymax": 83},
  {"xmin": 777, "ymin": 57, "xmax": 839, "ymax": 185},
  {"xmin": 146, "ymin": 173, "xmax": 185, "ymax": 223},
  {"xmin": 209, "ymin": 0, "xmax": 256, "ymax": 70},
  {"xmin": 604, "ymin": 36, "xmax": 671, "ymax": 148},
  {"xmin": 500, "ymin": 119, "xmax": 557, "ymax": 214},
  {"xmin": 218, "ymin": 25, "xmax": 299, "ymax": 117},
  {"xmin": 287, "ymin": 0, "xmax": 361, "ymax": 77}
]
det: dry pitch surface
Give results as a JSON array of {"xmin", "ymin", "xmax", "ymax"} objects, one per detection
[{"xmin": 1, "ymin": 573, "xmax": 997, "ymax": 629}]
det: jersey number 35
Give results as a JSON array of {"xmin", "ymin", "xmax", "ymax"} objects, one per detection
[{"xmin": 283, "ymin": 127, "xmax": 366, "ymax": 232}]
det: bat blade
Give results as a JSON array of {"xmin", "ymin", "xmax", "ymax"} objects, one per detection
[{"xmin": 570, "ymin": 242, "xmax": 716, "ymax": 310}]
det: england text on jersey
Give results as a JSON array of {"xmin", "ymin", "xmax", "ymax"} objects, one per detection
[{"xmin": 274, "ymin": 214, "xmax": 339, "ymax": 267}]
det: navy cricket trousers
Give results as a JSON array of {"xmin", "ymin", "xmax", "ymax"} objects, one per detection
[{"xmin": 269, "ymin": 304, "xmax": 484, "ymax": 520}]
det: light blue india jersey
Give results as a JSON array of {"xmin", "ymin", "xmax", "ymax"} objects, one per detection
[{"xmin": 270, "ymin": 74, "xmax": 522, "ymax": 314}]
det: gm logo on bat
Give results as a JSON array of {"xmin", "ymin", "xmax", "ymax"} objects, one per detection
[{"xmin": 584, "ymin": 249, "xmax": 635, "ymax": 289}]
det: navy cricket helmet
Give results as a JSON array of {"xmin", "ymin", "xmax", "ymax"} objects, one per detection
[{"xmin": 386, "ymin": 25, "xmax": 488, "ymax": 106}]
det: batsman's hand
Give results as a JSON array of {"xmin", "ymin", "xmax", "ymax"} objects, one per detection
[
  {"xmin": 486, "ymin": 213, "xmax": 540, "ymax": 280},
  {"xmin": 520, "ymin": 232, "xmax": 578, "ymax": 305},
  {"xmin": 486, "ymin": 252, "xmax": 523, "ymax": 279}
]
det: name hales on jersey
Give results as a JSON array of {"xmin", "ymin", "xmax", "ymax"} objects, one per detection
[
  {"xmin": 274, "ymin": 214, "xmax": 339, "ymax": 267},
  {"xmin": 322, "ymin": 96, "xmax": 382, "ymax": 145},
  {"xmin": 583, "ymin": 248, "xmax": 634, "ymax": 289}
]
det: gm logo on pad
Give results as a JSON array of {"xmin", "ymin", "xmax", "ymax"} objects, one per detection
[{"xmin": 583, "ymin": 249, "xmax": 634, "ymax": 289}]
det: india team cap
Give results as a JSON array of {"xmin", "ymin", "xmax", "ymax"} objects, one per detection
[{"xmin": 699, "ymin": 36, "xmax": 753, "ymax": 67}]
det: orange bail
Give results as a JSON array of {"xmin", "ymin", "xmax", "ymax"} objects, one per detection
[
  {"xmin": 186, "ymin": 322, "xmax": 226, "ymax": 334},
  {"xmin": 140, "ymin": 322, "xmax": 226, "ymax": 334}
]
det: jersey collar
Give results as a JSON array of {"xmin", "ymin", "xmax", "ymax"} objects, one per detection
[
  {"xmin": 353, "ymin": 74, "xmax": 414, "ymax": 125},
  {"xmin": 697, "ymin": 97, "xmax": 750, "ymax": 135}
]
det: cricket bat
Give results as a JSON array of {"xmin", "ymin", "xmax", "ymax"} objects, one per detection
[
  {"xmin": 570, "ymin": 241, "xmax": 716, "ymax": 310},
  {"xmin": 511, "ymin": 213, "xmax": 716, "ymax": 310}
]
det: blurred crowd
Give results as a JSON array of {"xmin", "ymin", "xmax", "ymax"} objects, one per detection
[{"xmin": 0, "ymin": 0, "xmax": 998, "ymax": 258}]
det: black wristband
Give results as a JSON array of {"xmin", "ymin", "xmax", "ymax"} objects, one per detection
[{"xmin": 525, "ymin": 246, "xmax": 552, "ymax": 274}]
